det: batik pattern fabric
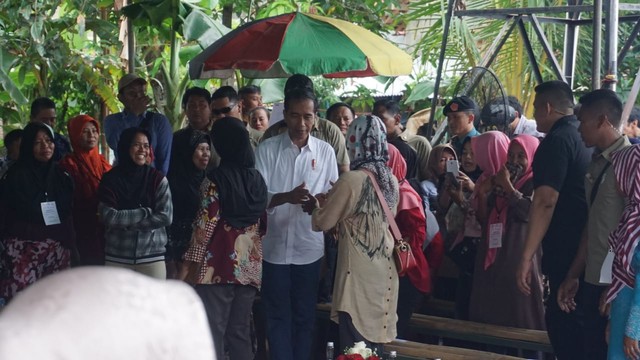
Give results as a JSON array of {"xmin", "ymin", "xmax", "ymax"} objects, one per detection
[
  {"xmin": 0, "ymin": 238, "xmax": 70, "ymax": 304},
  {"xmin": 182, "ymin": 179, "xmax": 262, "ymax": 289}
]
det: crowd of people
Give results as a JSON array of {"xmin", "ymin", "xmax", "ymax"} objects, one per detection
[{"xmin": 1, "ymin": 73, "xmax": 640, "ymax": 360}]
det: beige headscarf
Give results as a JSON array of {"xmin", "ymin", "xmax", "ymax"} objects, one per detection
[{"xmin": 425, "ymin": 144, "xmax": 458, "ymax": 182}]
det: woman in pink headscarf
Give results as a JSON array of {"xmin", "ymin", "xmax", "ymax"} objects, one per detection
[
  {"xmin": 386, "ymin": 144, "xmax": 430, "ymax": 338},
  {"xmin": 469, "ymin": 133, "xmax": 546, "ymax": 331}
]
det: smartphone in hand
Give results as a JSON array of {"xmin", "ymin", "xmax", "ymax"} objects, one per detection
[
  {"xmin": 446, "ymin": 160, "xmax": 461, "ymax": 189},
  {"xmin": 446, "ymin": 159, "xmax": 460, "ymax": 177}
]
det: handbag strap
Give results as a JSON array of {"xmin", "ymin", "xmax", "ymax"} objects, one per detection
[
  {"xmin": 361, "ymin": 169, "xmax": 402, "ymax": 242},
  {"xmin": 590, "ymin": 162, "xmax": 611, "ymax": 206}
]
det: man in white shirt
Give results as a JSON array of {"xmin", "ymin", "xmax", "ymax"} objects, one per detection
[
  {"xmin": 508, "ymin": 96, "xmax": 544, "ymax": 138},
  {"xmin": 255, "ymin": 88, "xmax": 339, "ymax": 360}
]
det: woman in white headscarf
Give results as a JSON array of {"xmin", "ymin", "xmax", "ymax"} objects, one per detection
[{"xmin": 311, "ymin": 115, "xmax": 399, "ymax": 353}]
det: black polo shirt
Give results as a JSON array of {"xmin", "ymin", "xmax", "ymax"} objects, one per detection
[
  {"xmin": 532, "ymin": 115, "xmax": 592, "ymax": 282},
  {"xmin": 388, "ymin": 138, "xmax": 418, "ymax": 180}
]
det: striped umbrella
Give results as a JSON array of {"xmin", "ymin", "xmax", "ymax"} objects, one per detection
[{"xmin": 188, "ymin": 12, "xmax": 413, "ymax": 79}]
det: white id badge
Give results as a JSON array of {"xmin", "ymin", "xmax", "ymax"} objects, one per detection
[
  {"xmin": 599, "ymin": 249, "xmax": 614, "ymax": 284},
  {"xmin": 489, "ymin": 223, "xmax": 503, "ymax": 249},
  {"xmin": 41, "ymin": 201, "xmax": 61, "ymax": 226}
]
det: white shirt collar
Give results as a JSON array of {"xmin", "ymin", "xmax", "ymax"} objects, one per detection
[{"xmin": 279, "ymin": 132, "xmax": 318, "ymax": 154}]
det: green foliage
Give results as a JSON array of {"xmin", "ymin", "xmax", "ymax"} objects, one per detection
[
  {"xmin": 404, "ymin": 0, "xmax": 640, "ymax": 116},
  {"xmin": 0, "ymin": 0, "xmax": 409, "ymax": 135},
  {"xmin": 122, "ymin": 0, "xmax": 230, "ymax": 129},
  {"xmin": 313, "ymin": 77, "xmax": 344, "ymax": 110},
  {"xmin": 342, "ymin": 84, "xmax": 376, "ymax": 112},
  {"xmin": 0, "ymin": 0, "xmax": 123, "ymax": 133}
]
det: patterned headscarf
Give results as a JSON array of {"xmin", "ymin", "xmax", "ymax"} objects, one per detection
[
  {"xmin": 606, "ymin": 145, "xmax": 640, "ymax": 303},
  {"xmin": 347, "ymin": 115, "xmax": 398, "ymax": 208}
]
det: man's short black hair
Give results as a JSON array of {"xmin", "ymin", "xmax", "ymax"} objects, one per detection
[
  {"xmin": 373, "ymin": 99, "xmax": 400, "ymax": 116},
  {"xmin": 284, "ymin": 88, "xmax": 318, "ymax": 112},
  {"xmin": 507, "ymin": 96, "xmax": 524, "ymax": 116},
  {"xmin": 578, "ymin": 89, "xmax": 623, "ymax": 128},
  {"xmin": 30, "ymin": 97, "xmax": 56, "ymax": 119},
  {"xmin": 182, "ymin": 87, "xmax": 211, "ymax": 109},
  {"xmin": 285, "ymin": 74, "xmax": 314, "ymax": 94},
  {"xmin": 238, "ymin": 85, "xmax": 261, "ymax": 97},
  {"xmin": 211, "ymin": 86, "xmax": 239, "ymax": 103},
  {"xmin": 4, "ymin": 129, "xmax": 23, "ymax": 149},
  {"xmin": 534, "ymin": 80, "xmax": 574, "ymax": 110},
  {"xmin": 629, "ymin": 106, "xmax": 640, "ymax": 123},
  {"xmin": 326, "ymin": 102, "xmax": 355, "ymax": 120}
]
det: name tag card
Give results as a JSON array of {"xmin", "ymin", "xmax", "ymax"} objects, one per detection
[
  {"xmin": 599, "ymin": 249, "xmax": 614, "ymax": 284},
  {"xmin": 489, "ymin": 223, "xmax": 503, "ymax": 249},
  {"xmin": 41, "ymin": 201, "xmax": 61, "ymax": 226}
]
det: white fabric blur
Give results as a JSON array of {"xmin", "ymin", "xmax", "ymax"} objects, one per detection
[
  {"xmin": 514, "ymin": 115, "xmax": 544, "ymax": 138},
  {"xmin": 0, "ymin": 267, "xmax": 215, "ymax": 360}
]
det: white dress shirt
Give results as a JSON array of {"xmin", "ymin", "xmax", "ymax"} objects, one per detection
[{"xmin": 255, "ymin": 133, "xmax": 339, "ymax": 265}]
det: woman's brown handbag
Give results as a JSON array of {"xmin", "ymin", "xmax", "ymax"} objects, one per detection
[{"xmin": 363, "ymin": 170, "xmax": 418, "ymax": 276}]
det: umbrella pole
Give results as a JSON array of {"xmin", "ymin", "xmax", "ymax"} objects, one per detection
[
  {"xmin": 426, "ymin": 0, "xmax": 456, "ymax": 142},
  {"xmin": 126, "ymin": 0, "xmax": 135, "ymax": 73}
]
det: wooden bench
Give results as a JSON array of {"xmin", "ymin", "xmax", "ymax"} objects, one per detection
[
  {"xmin": 408, "ymin": 314, "xmax": 552, "ymax": 354},
  {"xmin": 385, "ymin": 339, "xmax": 524, "ymax": 360},
  {"xmin": 422, "ymin": 297, "xmax": 456, "ymax": 318},
  {"xmin": 316, "ymin": 304, "xmax": 552, "ymax": 356}
]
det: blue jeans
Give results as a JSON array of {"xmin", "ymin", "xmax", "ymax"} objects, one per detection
[{"xmin": 262, "ymin": 259, "xmax": 322, "ymax": 360}]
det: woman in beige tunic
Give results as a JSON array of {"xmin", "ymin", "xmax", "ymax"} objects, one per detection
[{"xmin": 311, "ymin": 115, "xmax": 399, "ymax": 353}]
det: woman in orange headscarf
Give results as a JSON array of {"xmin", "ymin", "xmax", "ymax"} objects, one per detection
[{"xmin": 59, "ymin": 115, "xmax": 111, "ymax": 265}]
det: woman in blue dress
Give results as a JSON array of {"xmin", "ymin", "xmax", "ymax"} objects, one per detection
[{"xmin": 606, "ymin": 144, "xmax": 640, "ymax": 360}]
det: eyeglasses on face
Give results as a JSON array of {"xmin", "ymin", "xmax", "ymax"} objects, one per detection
[{"xmin": 211, "ymin": 103, "xmax": 236, "ymax": 116}]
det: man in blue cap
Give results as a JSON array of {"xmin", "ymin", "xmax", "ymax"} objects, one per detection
[{"xmin": 443, "ymin": 95, "xmax": 480, "ymax": 157}]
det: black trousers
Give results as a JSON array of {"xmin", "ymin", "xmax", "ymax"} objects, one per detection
[
  {"xmin": 582, "ymin": 282, "xmax": 608, "ymax": 360},
  {"xmin": 546, "ymin": 276, "xmax": 585, "ymax": 360},
  {"xmin": 338, "ymin": 311, "xmax": 383, "ymax": 356},
  {"xmin": 396, "ymin": 276, "xmax": 424, "ymax": 339}
]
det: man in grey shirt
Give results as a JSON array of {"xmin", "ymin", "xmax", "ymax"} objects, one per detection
[{"xmin": 557, "ymin": 89, "xmax": 630, "ymax": 359}]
